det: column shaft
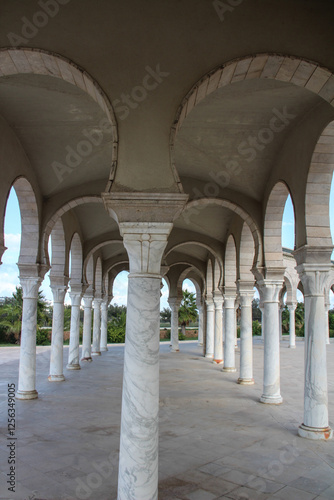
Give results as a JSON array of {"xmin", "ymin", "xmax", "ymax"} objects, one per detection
[
  {"xmin": 288, "ymin": 305, "xmax": 296, "ymax": 348},
  {"xmin": 92, "ymin": 299, "xmax": 102, "ymax": 356},
  {"xmin": 16, "ymin": 278, "xmax": 41, "ymax": 399},
  {"xmin": 205, "ymin": 299, "xmax": 214, "ymax": 358},
  {"xmin": 118, "ymin": 276, "xmax": 160, "ymax": 499},
  {"xmin": 238, "ymin": 293, "xmax": 254, "ymax": 384},
  {"xmin": 260, "ymin": 282, "xmax": 282, "ymax": 404},
  {"xmin": 197, "ymin": 304, "xmax": 203, "ymax": 346},
  {"xmin": 81, "ymin": 296, "xmax": 93, "ymax": 361},
  {"xmin": 213, "ymin": 296, "xmax": 223, "ymax": 364},
  {"xmin": 67, "ymin": 293, "xmax": 82, "ymax": 370},
  {"xmin": 49, "ymin": 286, "xmax": 66, "ymax": 381},
  {"xmin": 223, "ymin": 296, "xmax": 236, "ymax": 372},
  {"xmin": 100, "ymin": 301, "xmax": 109, "ymax": 352},
  {"xmin": 169, "ymin": 299, "xmax": 180, "ymax": 352}
]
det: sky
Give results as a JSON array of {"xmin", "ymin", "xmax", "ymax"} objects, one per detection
[{"xmin": 1, "ymin": 180, "xmax": 334, "ymax": 308}]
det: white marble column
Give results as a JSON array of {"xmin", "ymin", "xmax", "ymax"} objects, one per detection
[
  {"xmin": 259, "ymin": 303, "xmax": 264, "ymax": 341},
  {"xmin": 100, "ymin": 298, "xmax": 109, "ymax": 352},
  {"xmin": 287, "ymin": 302, "xmax": 296, "ymax": 348},
  {"xmin": 296, "ymin": 253, "xmax": 332, "ymax": 440},
  {"xmin": 259, "ymin": 280, "xmax": 283, "ymax": 404},
  {"xmin": 16, "ymin": 275, "xmax": 42, "ymax": 400},
  {"xmin": 117, "ymin": 222, "xmax": 177, "ymax": 500},
  {"xmin": 91, "ymin": 298, "xmax": 102, "ymax": 356},
  {"xmin": 205, "ymin": 297, "xmax": 214, "ymax": 358},
  {"xmin": 238, "ymin": 289, "xmax": 254, "ymax": 385},
  {"xmin": 213, "ymin": 293, "xmax": 223, "ymax": 364},
  {"xmin": 235, "ymin": 300, "xmax": 239, "ymax": 347},
  {"xmin": 169, "ymin": 297, "xmax": 181, "ymax": 352},
  {"xmin": 49, "ymin": 281, "xmax": 67, "ymax": 381},
  {"xmin": 81, "ymin": 294, "xmax": 93, "ymax": 361},
  {"xmin": 279, "ymin": 305, "xmax": 284, "ymax": 341},
  {"xmin": 67, "ymin": 290, "xmax": 82, "ymax": 370},
  {"xmin": 325, "ymin": 301, "xmax": 330, "ymax": 345},
  {"xmin": 197, "ymin": 301, "xmax": 204, "ymax": 346},
  {"xmin": 102, "ymin": 191, "xmax": 188, "ymax": 500},
  {"xmin": 223, "ymin": 292, "xmax": 237, "ymax": 372}
]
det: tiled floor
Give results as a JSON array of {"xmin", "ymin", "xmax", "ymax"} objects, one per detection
[{"xmin": 0, "ymin": 339, "xmax": 333, "ymax": 499}]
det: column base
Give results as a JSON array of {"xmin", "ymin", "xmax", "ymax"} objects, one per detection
[
  {"xmin": 100, "ymin": 347, "xmax": 108, "ymax": 352},
  {"xmin": 237, "ymin": 378, "xmax": 254, "ymax": 385},
  {"xmin": 48, "ymin": 374, "xmax": 65, "ymax": 382},
  {"xmin": 91, "ymin": 351, "xmax": 101, "ymax": 356},
  {"xmin": 298, "ymin": 423, "xmax": 333, "ymax": 440},
  {"xmin": 205, "ymin": 353, "xmax": 213, "ymax": 359},
  {"xmin": 66, "ymin": 363, "xmax": 81, "ymax": 370},
  {"xmin": 213, "ymin": 359, "xmax": 224, "ymax": 364},
  {"xmin": 259, "ymin": 394, "xmax": 283, "ymax": 404},
  {"xmin": 81, "ymin": 356, "xmax": 93, "ymax": 362},
  {"xmin": 16, "ymin": 390, "xmax": 38, "ymax": 400},
  {"xmin": 170, "ymin": 348, "xmax": 180, "ymax": 352},
  {"xmin": 198, "ymin": 342, "xmax": 203, "ymax": 346},
  {"xmin": 289, "ymin": 345, "xmax": 296, "ymax": 349},
  {"xmin": 222, "ymin": 367, "xmax": 236, "ymax": 372}
]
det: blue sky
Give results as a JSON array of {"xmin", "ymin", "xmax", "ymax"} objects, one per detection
[{"xmin": 1, "ymin": 182, "xmax": 334, "ymax": 307}]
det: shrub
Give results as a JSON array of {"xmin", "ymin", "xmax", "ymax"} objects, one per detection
[
  {"xmin": 36, "ymin": 328, "xmax": 51, "ymax": 345},
  {"xmin": 178, "ymin": 329, "xmax": 186, "ymax": 341},
  {"xmin": 107, "ymin": 325, "xmax": 126, "ymax": 343},
  {"xmin": 252, "ymin": 320, "xmax": 262, "ymax": 336}
]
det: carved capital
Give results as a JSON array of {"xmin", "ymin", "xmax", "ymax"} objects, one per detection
[{"xmin": 120, "ymin": 222, "xmax": 173, "ymax": 276}]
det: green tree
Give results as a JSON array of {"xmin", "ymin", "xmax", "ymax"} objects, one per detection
[
  {"xmin": 160, "ymin": 307, "xmax": 171, "ymax": 324},
  {"xmin": 108, "ymin": 309, "xmax": 126, "ymax": 343},
  {"xmin": 178, "ymin": 290, "xmax": 198, "ymax": 338},
  {"xmin": 252, "ymin": 298, "xmax": 261, "ymax": 321}
]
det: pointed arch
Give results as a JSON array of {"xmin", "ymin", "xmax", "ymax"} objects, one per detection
[
  {"xmin": 239, "ymin": 222, "xmax": 255, "ymax": 281},
  {"xmin": 264, "ymin": 182, "xmax": 291, "ymax": 269},
  {"xmin": 94, "ymin": 257, "xmax": 103, "ymax": 297},
  {"xmin": 11, "ymin": 177, "xmax": 39, "ymax": 266},
  {"xmin": 225, "ymin": 235, "xmax": 237, "ymax": 289},
  {"xmin": 50, "ymin": 218, "xmax": 66, "ymax": 277},
  {"xmin": 305, "ymin": 120, "xmax": 334, "ymax": 248},
  {"xmin": 69, "ymin": 233, "xmax": 83, "ymax": 285}
]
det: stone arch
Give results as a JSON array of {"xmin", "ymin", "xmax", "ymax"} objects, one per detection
[
  {"xmin": 83, "ymin": 239, "xmax": 123, "ymax": 278},
  {"xmin": 103, "ymin": 261, "xmax": 129, "ymax": 297},
  {"xmin": 206, "ymin": 259, "xmax": 214, "ymax": 297},
  {"xmin": 42, "ymin": 196, "xmax": 103, "ymax": 266},
  {"xmin": 10, "ymin": 177, "xmax": 40, "ymax": 266},
  {"xmin": 177, "ymin": 267, "xmax": 203, "ymax": 301},
  {"xmin": 94, "ymin": 257, "xmax": 103, "ymax": 297},
  {"xmin": 69, "ymin": 233, "xmax": 83, "ymax": 285},
  {"xmin": 50, "ymin": 218, "xmax": 66, "ymax": 277},
  {"xmin": 305, "ymin": 120, "xmax": 334, "ymax": 248},
  {"xmin": 171, "ymin": 53, "xmax": 334, "ymax": 144},
  {"xmin": 225, "ymin": 234, "xmax": 237, "ymax": 289},
  {"xmin": 85, "ymin": 254, "xmax": 94, "ymax": 293},
  {"xmin": 165, "ymin": 240, "xmax": 223, "ymax": 274},
  {"xmin": 239, "ymin": 222, "xmax": 255, "ymax": 281},
  {"xmin": 183, "ymin": 198, "xmax": 262, "ymax": 267},
  {"xmin": 0, "ymin": 48, "xmax": 118, "ymax": 147},
  {"xmin": 264, "ymin": 182, "xmax": 291, "ymax": 269}
]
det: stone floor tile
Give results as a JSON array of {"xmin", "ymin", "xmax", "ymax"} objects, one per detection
[
  {"xmin": 288, "ymin": 476, "xmax": 332, "ymax": 495},
  {"xmin": 184, "ymin": 489, "xmax": 219, "ymax": 500},
  {"xmin": 269, "ymin": 485, "xmax": 318, "ymax": 500}
]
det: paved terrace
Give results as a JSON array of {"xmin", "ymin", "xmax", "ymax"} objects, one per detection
[{"xmin": 0, "ymin": 340, "xmax": 333, "ymax": 500}]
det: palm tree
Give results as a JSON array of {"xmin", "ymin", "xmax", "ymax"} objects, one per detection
[
  {"xmin": 0, "ymin": 286, "xmax": 50, "ymax": 342},
  {"xmin": 178, "ymin": 290, "xmax": 198, "ymax": 337}
]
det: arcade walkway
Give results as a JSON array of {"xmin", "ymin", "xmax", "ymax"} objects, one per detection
[{"xmin": 0, "ymin": 341, "xmax": 333, "ymax": 500}]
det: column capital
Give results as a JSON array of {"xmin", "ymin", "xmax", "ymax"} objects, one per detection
[
  {"xmin": 19, "ymin": 276, "xmax": 42, "ymax": 299},
  {"xmin": 120, "ymin": 222, "xmax": 173, "ymax": 276},
  {"xmin": 287, "ymin": 302, "xmax": 297, "ymax": 312},
  {"xmin": 257, "ymin": 279, "xmax": 283, "ymax": 303},
  {"xmin": 83, "ymin": 295, "xmax": 93, "ymax": 308},
  {"xmin": 50, "ymin": 275, "xmax": 69, "ymax": 303},
  {"xmin": 69, "ymin": 292, "xmax": 82, "ymax": 307},
  {"xmin": 102, "ymin": 192, "xmax": 188, "ymax": 224},
  {"xmin": 168, "ymin": 296, "xmax": 181, "ymax": 309},
  {"xmin": 101, "ymin": 300, "xmax": 108, "ymax": 311},
  {"xmin": 213, "ymin": 291, "xmax": 223, "ymax": 309},
  {"xmin": 93, "ymin": 297, "xmax": 103, "ymax": 308},
  {"xmin": 237, "ymin": 280, "xmax": 255, "ymax": 295}
]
